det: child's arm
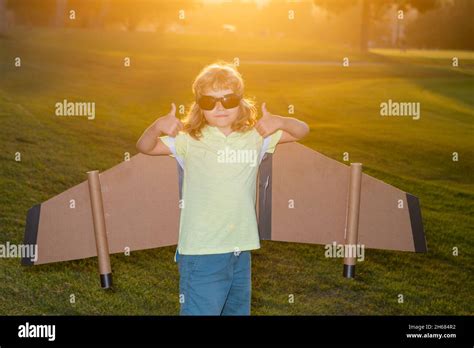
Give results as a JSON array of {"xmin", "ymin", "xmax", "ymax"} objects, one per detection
[
  {"xmin": 136, "ymin": 103, "xmax": 183, "ymax": 156},
  {"xmin": 255, "ymin": 102, "xmax": 310, "ymax": 143}
]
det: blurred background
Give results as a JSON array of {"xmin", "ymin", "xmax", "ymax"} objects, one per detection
[
  {"xmin": 0, "ymin": 0, "xmax": 473, "ymax": 50},
  {"xmin": 0, "ymin": 0, "xmax": 472, "ymax": 315}
]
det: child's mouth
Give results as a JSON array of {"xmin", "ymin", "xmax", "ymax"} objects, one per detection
[{"xmin": 215, "ymin": 114, "xmax": 228, "ymax": 118}]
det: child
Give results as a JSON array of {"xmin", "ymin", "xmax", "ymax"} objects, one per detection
[{"xmin": 136, "ymin": 61, "xmax": 309, "ymax": 315}]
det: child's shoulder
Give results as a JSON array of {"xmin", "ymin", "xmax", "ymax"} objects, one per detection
[
  {"xmin": 176, "ymin": 130, "xmax": 192, "ymax": 141},
  {"xmin": 244, "ymin": 127, "xmax": 261, "ymax": 139}
]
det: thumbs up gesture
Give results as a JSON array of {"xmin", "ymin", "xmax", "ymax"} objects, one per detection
[
  {"xmin": 255, "ymin": 102, "xmax": 283, "ymax": 137},
  {"xmin": 154, "ymin": 103, "xmax": 184, "ymax": 137}
]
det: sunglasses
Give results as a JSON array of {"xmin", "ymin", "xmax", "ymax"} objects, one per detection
[{"xmin": 196, "ymin": 93, "xmax": 242, "ymax": 110}]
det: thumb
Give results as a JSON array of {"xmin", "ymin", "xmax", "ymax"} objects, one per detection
[{"xmin": 261, "ymin": 102, "xmax": 270, "ymax": 117}]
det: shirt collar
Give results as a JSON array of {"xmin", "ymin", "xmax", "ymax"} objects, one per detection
[{"xmin": 202, "ymin": 124, "xmax": 239, "ymax": 139}]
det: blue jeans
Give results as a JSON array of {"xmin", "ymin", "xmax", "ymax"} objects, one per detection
[{"xmin": 175, "ymin": 249, "xmax": 251, "ymax": 316}]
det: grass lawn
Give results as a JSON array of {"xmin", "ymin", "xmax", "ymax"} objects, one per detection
[{"xmin": 0, "ymin": 27, "xmax": 472, "ymax": 315}]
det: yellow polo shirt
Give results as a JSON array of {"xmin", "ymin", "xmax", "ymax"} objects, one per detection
[{"xmin": 159, "ymin": 125, "xmax": 283, "ymax": 255}]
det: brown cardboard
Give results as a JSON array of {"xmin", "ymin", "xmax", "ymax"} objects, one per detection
[
  {"xmin": 264, "ymin": 142, "xmax": 426, "ymax": 252},
  {"xmin": 343, "ymin": 163, "xmax": 362, "ymax": 267},
  {"xmin": 87, "ymin": 170, "xmax": 112, "ymax": 287},
  {"xmin": 24, "ymin": 153, "xmax": 180, "ymax": 265},
  {"xmin": 22, "ymin": 142, "xmax": 426, "ymax": 269}
]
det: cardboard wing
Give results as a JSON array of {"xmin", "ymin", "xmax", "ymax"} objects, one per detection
[
  {"xmin": 23, "ymin": 142, "xmax": 427, "ymax": 269},
  {"xmin": 23, "ymin": 154, "xmax": 181, "ymax": 266}
]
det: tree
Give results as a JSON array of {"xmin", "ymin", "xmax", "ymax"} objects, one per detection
[
  {"xmin": 6, "ymin": 0, "xmax": 56, "ymax": 26},
  {"xmin": 405, "ymin": 0, "xmax": 474, "ymax": 50},
  {"xmin": 6, "ymin": 0, "xmax": 196, "ymax": 32},
  {"xmin": 313, "ymin": 0, "xmax": 439, "ymax": 52}
]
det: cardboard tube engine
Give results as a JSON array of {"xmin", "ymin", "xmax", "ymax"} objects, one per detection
[
  {"xmin": 343, "ymin": 163, "xmax": 362, "ymax": 278},
  {"xmin": 87, "ymin": 170, "xmax": 113, "ymax": 289}
]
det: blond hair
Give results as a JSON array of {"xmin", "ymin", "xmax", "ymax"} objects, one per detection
[{"xmin": 182, "ymin": 60, "xmax": 257, "ymax": 140}]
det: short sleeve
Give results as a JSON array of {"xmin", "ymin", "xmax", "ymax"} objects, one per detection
[
  {"xmin": 159, "ymin": 131, "xmax": 188, "ymax": 159},
  {"xmin": 265, "ymin": 129, "xmax": 283, "ymax": 154}
]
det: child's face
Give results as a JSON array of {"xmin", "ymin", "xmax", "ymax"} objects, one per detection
[{"xmin": 200, "ymin": 89, "xmax": 240, "ymax": 129}]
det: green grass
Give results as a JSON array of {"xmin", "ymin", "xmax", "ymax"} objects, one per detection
[{"xmin": 0, "ymin": 27, "xmax": 473, "ymax": 315}]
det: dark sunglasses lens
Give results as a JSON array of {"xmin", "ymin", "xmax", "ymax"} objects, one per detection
[
  {"xmin": 198, "ymin": 94, "xmax": 241, "ymax": 110},
  {"xmin": 198, "ymin": 96, "xmax": 216, "ymax": 110},
  {"xmin": 222, "ymin": 95, "xmax": 241, "ymax": 109}
]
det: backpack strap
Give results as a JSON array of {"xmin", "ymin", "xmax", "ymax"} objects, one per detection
[
  {"xmin": 258, "ymin": 136, "xmax": 271, "ymax": 165},
  {"xmin": 167, "ymin": 136, "xmax": 185, "ymax": 170}
]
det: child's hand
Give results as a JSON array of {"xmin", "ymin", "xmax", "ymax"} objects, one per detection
[
  {"xmin": 255, "ymin": 102, "xmax": 284, "ymax": 137},
  {"xmin": 154, "ymin": 103, "xmax": 184, "ymax": 137}
]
